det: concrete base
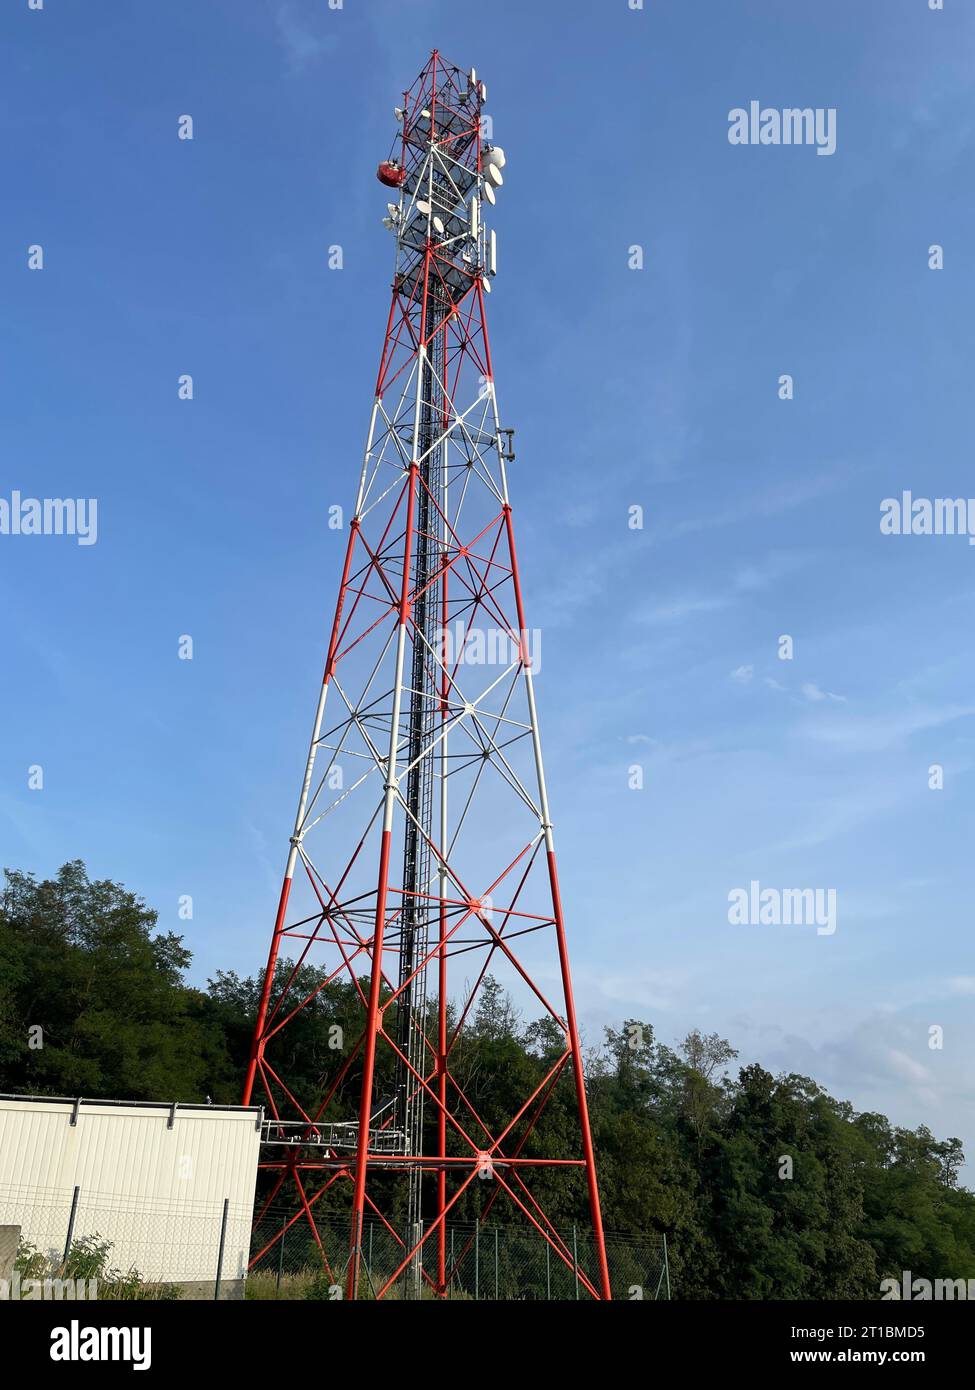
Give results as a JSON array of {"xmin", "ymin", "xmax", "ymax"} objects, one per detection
[{"xmin": 175, "ymin": 1278, "xmax": 246, "ymax": 1301}]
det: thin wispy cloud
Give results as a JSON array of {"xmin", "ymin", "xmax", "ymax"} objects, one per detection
[
  {"xmin": 669, "ymin": 471, "xmax": 846, "ymax": 539},
  {"xmin": 801, "ymin": 681, "xmax": 847, "ymax": 704},
  {"xmin": 640, "ymin": 593, "xmax": 732, "ymax": 626},
  {"xmin": 642, "ymin": 553, "xmax": 810, "ymax": 629},
  {"xmin": 801, "ymin": 702, "xmax": 975, "ymax": 753},
  {"xmin": 734, "ymin": 551, "xmax": 812, "ymax": 592},
  {"xmin": 752, "ymin": 787, "xmax": 907, "ymax": 856},
  {"xmin": 274, "ymin": 3, "xmax": 336, "ymax": 73}
]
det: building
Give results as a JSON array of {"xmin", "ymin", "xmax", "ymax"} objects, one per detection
[{"xmin": 0, "ymin": 1094, "xmax": 262, "ymax": 1297}]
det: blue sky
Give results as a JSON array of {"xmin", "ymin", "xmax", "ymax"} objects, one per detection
[{"xmin": 2, "ymin": 1, "xmax": 973, "ymax": 1170}]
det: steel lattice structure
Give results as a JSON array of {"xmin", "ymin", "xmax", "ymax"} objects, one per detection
[{"xmin": 242, "ymin": 51, "xmax": 611, "ymax": 1301}]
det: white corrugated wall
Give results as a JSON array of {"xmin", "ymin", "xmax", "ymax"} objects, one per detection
[{"xmin": 0, "ymin": 1098, "xmax": 261, "ymax": 1284}]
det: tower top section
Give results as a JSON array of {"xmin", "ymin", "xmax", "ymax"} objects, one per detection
[{"xmin": 377, "ymin": 51, "xmax": 505, "ymax": 305}]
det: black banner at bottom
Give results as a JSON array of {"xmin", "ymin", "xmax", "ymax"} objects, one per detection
[{"xmin": 4, "ymin": 1297, "xmax": 972, "ymax": 1375}]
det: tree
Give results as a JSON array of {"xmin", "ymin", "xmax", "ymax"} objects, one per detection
[{"xmin": 0, "ymin": 862, "xmax": 229, "ymax": 1102}]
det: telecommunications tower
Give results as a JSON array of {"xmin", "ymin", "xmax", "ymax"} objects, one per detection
[{"xmin": 243, "ymin": 51, "xmax": 612, "ymax": 1301}]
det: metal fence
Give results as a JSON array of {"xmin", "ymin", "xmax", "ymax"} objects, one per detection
[
  {"xmin": 248, "ymin": 1207, "xmax": 670, "ymax": 1300},
  {"xmin": 0, "ymin": 1182, "xmax": 670, "ymax": 1301},
  {"xmin": 0, "ymin": 1182, "xmax": 249, "ymax": 1297}
]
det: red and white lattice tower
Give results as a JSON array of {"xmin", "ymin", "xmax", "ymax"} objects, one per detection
[{"xmin": 243, "ymin": 50, "xmax": 611, "ymax": 1301}]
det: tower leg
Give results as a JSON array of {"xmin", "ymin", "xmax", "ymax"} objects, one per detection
[
  {"xmin": 436, "ymin": 464, "xmax": 450, "ymax": 1296},
  {"xmin": 242, "ymin": 873, "xmax": 292, "ymax": 1104},
  {"xmin": 346, "ymin": 825, "xmax": 394, "ymax": 1298},
  {"xmin": 242, "ymin": 520, "xmax": 360, "ymax": 1108},
  {"xmin": 347, "ymin": 463, "xmax": 419, "ymax": 1299},
  {"xmin": 547, "ymin": 850, "xmax": 612, "ymax": 1300},
  {"xmin": 502, "ymin": 501, "xmax": 613, "ymax": 1301}
]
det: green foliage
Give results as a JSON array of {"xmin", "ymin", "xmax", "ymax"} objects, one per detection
[
  {"xmin": 303, "ymin": 1266, "xmax": 339, "ymax": 1300},
  {"xmin": 0, "ymin": 862, "xmax": 233, "ymax": 1101},
  {"xmin": 14, "ymin": 1234, "xmax": 181, "ymax": 1300},
  {"xmin": 3, "ymin": 861, "xmax": 974, "ymax": 1299},
  {"xmin": 13, "ymin": 1239, "xmax": 50, "ymax": 1281}
]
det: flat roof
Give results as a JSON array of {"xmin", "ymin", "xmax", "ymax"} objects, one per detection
[{"xmin": 0, "ymin": 1092, "xmax": 262, "ymax": 1117}]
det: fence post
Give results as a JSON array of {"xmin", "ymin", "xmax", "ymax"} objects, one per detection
[
  {"xmin": 276, "ymin": 1225, "xmax": 286, "ymax": 1293},
  {"xmin": 368, "ymin": 1222, "xmax": 373, "ymax": 1282},
  {"xmin": 663, "ymin": 1233, "xmax": 671, "ymax": 1299},
  {"xmin": 62, "ymin": 1186, "xmax": 80, "ymax": 1267},
  {"xmin": 214, "ymin": 1197, "xmax": 229, "ymax": 1301},
  {"xmin": 449, "ymin": 1227, "xmax": 455, "ymax": 1300},
  {"xmin": 494, "ymin": 1228, "xmax": 499, "ymax": 1300},
  {"xmin": 474, "ymin": 1222, "xmax": 479, "ymax": 1301},
  {"xmin": 546, "ymin": 1239, "xmax": 551, "ymax": 1300},
  {"xmin": 572, "ymin": 1224, "xmax": 579, "ymax": 1301}
]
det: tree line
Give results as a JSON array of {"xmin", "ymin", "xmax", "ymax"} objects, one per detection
[{"xmin": 2, "ymin": 860, "xmax": 973, "ymax": 1298}]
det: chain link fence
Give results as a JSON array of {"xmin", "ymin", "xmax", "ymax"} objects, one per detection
[
  {"xmin": 248, "ymin": 1207, "xmax": 670, "ymax": 1300},
  {"xmin": 0, "ymin": 1183, "xmax": 251, "ymax": 1296},
  {"xmin": 0, "ymin": 1183, "xmax": 670, "ymax": 1301}
]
